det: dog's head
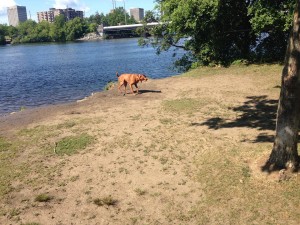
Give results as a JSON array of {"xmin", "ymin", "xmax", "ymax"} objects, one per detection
[{"xmin": 138, "ymin": 74, "xmax": 148, "ymax": 82}]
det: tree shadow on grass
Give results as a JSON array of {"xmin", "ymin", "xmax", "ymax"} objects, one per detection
[
  {"xmin": 194, "ymin": 95, "xmax": 278, "ymax": 143},
  {"xmin": 195, "ymin": 94, "xmax": 300, "ymax": 172}
]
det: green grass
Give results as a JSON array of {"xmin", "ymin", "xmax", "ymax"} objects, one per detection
[
  {"xmin": 0, "ymin": 122, "xmax": 94, "ymax": 199},
  {"xmin": 0, "ymin": 137, "xmax": 12, "ymax": 152},
  {"xmin": 35, "ymin": 193, "xmax": 53, "ymax": 202},
  {"xmin": 56, "ymin": 120, "xmax": 77, "ymax": 129},
  {"xmin": 19, "ymin": 120, "xmax": 78, "ymax": 139},
  {"xmin": 181, "ymin": 64, "xmax": 282, "ymax": 78},
  {"xmin": 54, "ymin": 134, "xmax": 93, "ymax": 156},
  {"xmin": 0, "ymin": 137, "xmax": 25, "ymax": 197}
]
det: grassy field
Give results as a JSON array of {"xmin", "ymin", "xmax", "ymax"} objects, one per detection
[{"xmin": 0, "ymin": 64, "xmax": 299, "ymax": 225}]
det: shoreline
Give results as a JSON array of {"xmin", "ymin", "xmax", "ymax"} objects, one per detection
[
  {"xmin": 0, "ymin": 91, "xmax": 98, "ymax": 118},
  {"xmin": 0, "ymin": 77, "xmax": 163, "ymax": 134},
  {"xmin": 0, "ymin": 39, "xmax": 179, "ymax": 120}
]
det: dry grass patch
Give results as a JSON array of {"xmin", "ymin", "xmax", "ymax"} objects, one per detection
[
  {"xmin": 21, "ymin": 223, "xmax": 41, "ymax": 225},
  {"xmin": 34, "ymin": 193, "xmax": 53, "ymax": 202},
  {"xmin": 162, "ymin": 98, "xmax": 204, "ymax": 114},
  {"xmin": 93, "ymin": 196, "xmax": 118, "ymax": 206}
]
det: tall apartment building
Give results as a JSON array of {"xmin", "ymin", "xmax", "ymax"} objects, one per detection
[
  {"xmin": 130, "ymin": 8, "xmax": 144, "ymax": 22},
  {"xmin": 37, "ymin": 8, "xmax": 83, "ymax": 23},
  {"xmin": 7, "ymin": 5, "xmax": 28, "ymax": 27}
]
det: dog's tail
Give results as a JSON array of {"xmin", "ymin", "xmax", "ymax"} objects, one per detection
[{"xmin": 116, "ymin": 71, "xmax": 119, "ymax": 77}]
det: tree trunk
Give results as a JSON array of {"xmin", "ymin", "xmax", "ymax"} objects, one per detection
[{"xmin": 264, "ymin": 1, "xmax": 300, "ymax": 171}]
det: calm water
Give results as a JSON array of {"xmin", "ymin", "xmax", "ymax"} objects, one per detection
[{"xmin": 0, "ymin": 38, "xmax": 181, "ymax": 115}]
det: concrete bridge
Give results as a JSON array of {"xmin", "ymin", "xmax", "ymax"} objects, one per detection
[{"xmin": 98, "ymin": 22, "xmax": 161, "ymax": 38}]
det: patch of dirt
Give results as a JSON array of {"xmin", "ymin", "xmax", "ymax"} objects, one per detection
[{"xmin": 1, "ymin": 66, "xmax": 299, "ymax": 225}]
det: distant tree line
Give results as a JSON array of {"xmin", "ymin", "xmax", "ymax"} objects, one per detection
[{"xmin": 0, "ymin": 7, "xmax": 138, "ymax": 44}]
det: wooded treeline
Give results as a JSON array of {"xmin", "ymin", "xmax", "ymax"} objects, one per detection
[{"xmin": 0, "ymin": 7, "xmax": 136, "ymax": 44}]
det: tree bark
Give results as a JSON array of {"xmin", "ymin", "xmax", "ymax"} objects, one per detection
[{"xmin": 264, "ymin": 0, "xmax": 300, "ymax": 171}]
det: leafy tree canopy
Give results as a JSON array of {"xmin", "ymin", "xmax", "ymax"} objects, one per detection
[
  {"xmin": 143, "ymin": 10, "xmax": 159, "ymax": 23},
  {"xmin": 140, "ymin": 0, "xmax": 295, "ymax": 70},
  {"xmin": 106, "ymin": 7, "xmax": 136, "ymax": 26}
]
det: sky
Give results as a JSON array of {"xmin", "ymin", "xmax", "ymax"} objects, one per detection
[{"xmin": 0, "ymin": 0, "xmax": 157, "ymax": 24}]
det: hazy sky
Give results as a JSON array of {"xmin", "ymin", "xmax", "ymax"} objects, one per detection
[{"xmin": 0, "ymin": 0, "xmax": 157, "ymax": 24}]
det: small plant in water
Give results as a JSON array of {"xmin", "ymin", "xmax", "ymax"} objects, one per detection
[{"xmin": 103, "ymin": 81, "xmax": 115, "ymax": 91}]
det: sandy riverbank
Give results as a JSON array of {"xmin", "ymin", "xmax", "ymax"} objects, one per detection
[{"xmin": 1, "ymin": 65, "xmax": 300, "ymax": 225}]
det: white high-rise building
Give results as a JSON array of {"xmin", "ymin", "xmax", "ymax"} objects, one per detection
[{"xmin": 7, "ymin": 5, "xmax": 28, "ymax": 27}]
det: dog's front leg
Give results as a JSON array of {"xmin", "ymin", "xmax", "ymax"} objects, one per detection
[
  {"xmin": 129, "ymin": 84, "xmax": 136, "ymax": 95},
  {"xmin": 134, "ymin": 83, "xmax": 139, "ymax": 94}
]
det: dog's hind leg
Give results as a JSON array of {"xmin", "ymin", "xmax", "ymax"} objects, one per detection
[
  {"xmin": 123, "ymin": 82, "xmax": 128, "ymax": 95},
  {"xmin": 118, "ymin": 83, "xmax": 123, "ymax": 93}
]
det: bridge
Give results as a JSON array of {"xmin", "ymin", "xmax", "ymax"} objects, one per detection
[{"xmin": 98, "ymin": 22, "xmax": 161, "ymax": 38}]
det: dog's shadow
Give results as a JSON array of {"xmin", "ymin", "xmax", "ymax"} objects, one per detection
[{"xmin": 139, "ymin": 90, "xmax": 162, "ymax": 94}]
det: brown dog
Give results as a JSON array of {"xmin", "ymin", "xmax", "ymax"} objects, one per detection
[{"xmin": 116, "ymin": 72, "xmax": 148, "ymax": 95}]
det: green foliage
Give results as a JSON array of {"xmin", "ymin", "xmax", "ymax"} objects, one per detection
[
  {"xmin": 140, "ymin": 0, "xmax": 295, "ymax": 70},
  {"xmin": 103, "ymin": 81, "xmax": 115, "ymax": 91},
  {"xmin": 88, "ymin": 23, "xmax": 98, "ymax": 33},
  {"xmin": 50, "ymin": 15, "xmax": 66, "ymax": 42},
  {"xmin": 65, "ymin": 17, "xmax": 88, "ymax": 41},
  {"xmin": 0, "ymin": 9, "xmax": 139, "ymax": 44},
  {"xmin": 248, "ymin": 0, "xmax": 295, "ymax": 62},
  {"xmin": 143, "ymin": 10, "xmax": 159, "ymax": 23},
  {"xmin": 106, "ymin": 7, "xmax": 136, "ymax": 26},
  {"xmin": 86, "ymin": 11, "xmax": 105, "ymax": 25},
  {"xmin": 35, "ymin": 21, "xmax": 52, "ymax": 42},
  {"xmin": 0, "ymin": 24, "xmax": 6, "ymax": 45}
]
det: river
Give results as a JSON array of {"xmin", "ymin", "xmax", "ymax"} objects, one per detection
[{"xmin": 0, "ymin": 38, "xmax": 182, "ymax": 115}]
